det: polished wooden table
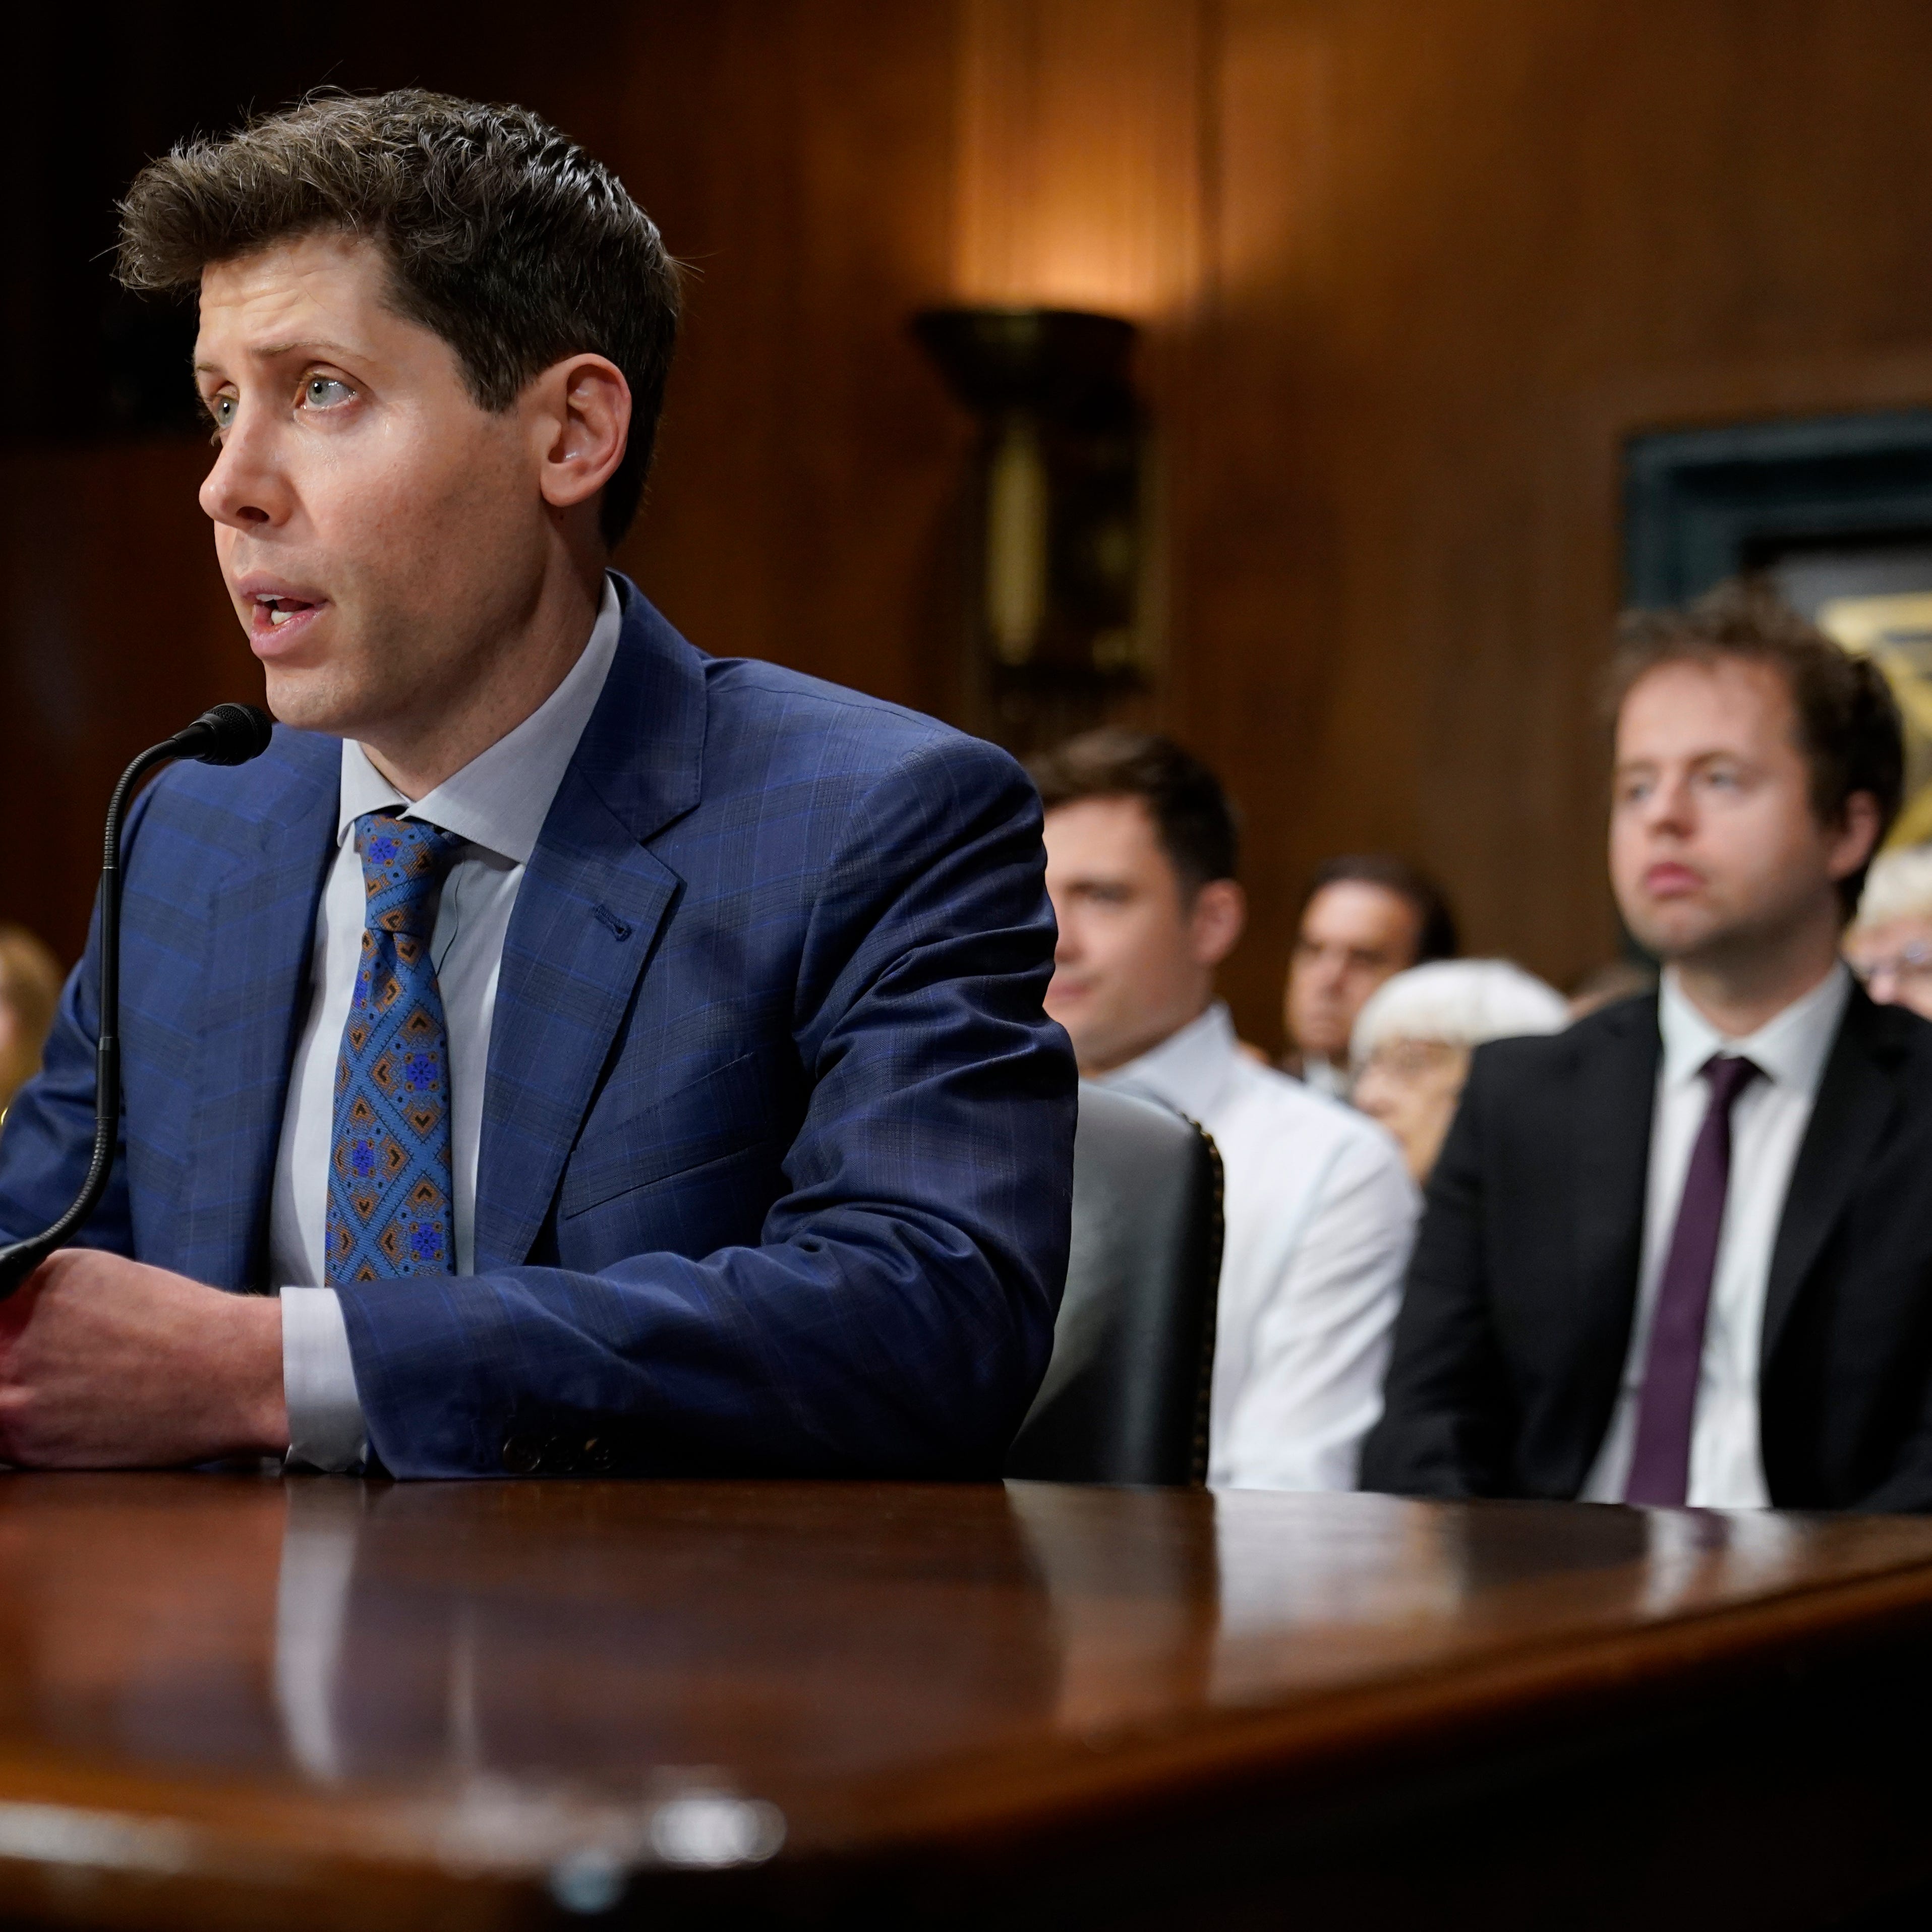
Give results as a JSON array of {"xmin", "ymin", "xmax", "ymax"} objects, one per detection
[{"xmin": 0, "ymin": 1476, "xmax": 1929, "ymax": 1929}]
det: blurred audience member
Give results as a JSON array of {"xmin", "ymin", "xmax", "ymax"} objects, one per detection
[
  {"xmin": 1033, "ymin": 729, "xmax": 1418, "ymax": 1491},
  {"xmin": 1844, "ymin": 845, "xmax": 1932, "ymax": 1020},
  {"xmin": 1567, "ymin": 956, "xmax": 1659, "ymax": 1021},
  {"xmin": 1282, "ymin": 855, "xmax": 1458, "ymax": 1096},
  {"xmin": 1366, "ymin": 579, "xmax": 1932, "ymax": 1511},
  {"xmin": 1351, "ymin": 960, "xmax": 1569, "ymax": 1184},
  {"xmin": 0, "ymin": 926, "xmax": 62, "ymax": 1115}
]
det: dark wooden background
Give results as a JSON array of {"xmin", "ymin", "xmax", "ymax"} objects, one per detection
[{"xmin": 9, "ymin": 0, "xmax": 1932, "ymax": 1050}]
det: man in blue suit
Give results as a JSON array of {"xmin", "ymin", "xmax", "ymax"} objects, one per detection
[{"xmin": 0, "ymin": 91, "xmax": 1075, "ymax": 1477}]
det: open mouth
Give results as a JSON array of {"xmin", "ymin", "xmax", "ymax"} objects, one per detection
[{"xmin": 247, "ymin": 593, "xmax": 327, "ymax": 650}]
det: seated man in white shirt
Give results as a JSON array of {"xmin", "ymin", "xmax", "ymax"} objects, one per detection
[{"xmin": 1031, "ymin": 729, "xmax": 1420, "ymax": 1491}]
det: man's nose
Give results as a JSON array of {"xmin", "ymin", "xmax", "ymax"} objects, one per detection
[
  {"xmin": 1642, "ymin": 773, "xmax": 1695, "ymax": 832},
  {"xmin": 1047, "ymin": 903, "xmax": 1075, "ymax": 962},
  {"xmin": 199, "ymin": 414, "xmax": 291, "ymax": 532}
]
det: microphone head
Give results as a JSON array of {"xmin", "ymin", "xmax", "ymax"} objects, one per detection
[{"xmin": 181, "ymin": 704, "xmax": 274, "ymax": 767}]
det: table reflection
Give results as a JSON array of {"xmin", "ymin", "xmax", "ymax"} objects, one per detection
[
  {"xmin": 0, "ymin": 1476, "xmax": 1071, "ymax": 1803},
  {"xmin": 1208, "ymin": 1491, "xmax": 1831, "ymax": 1707},
  {"xmin": 0, "ymin": 1472, "xmax": 1907, "ymax": 1828},
  {"xmin": 270, "ymin": 1478, "xmax": 1066, "ymax": 1793},
  {"xmin": 0, "ymin": 1473, "xmax": 285, "ymax": 1771}
]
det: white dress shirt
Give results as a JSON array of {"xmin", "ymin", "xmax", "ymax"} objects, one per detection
[
  {"xmin": 274, "ymin": 577, "xmax": 623, "ymax": 1471},
  {"xmin": 1100, "ymin": 1003, "xmax": 1420, "ymax": 1490},
  {"xmin": 1582, "ymin": 961, "xmax": 1851, "ymax": 1509}
]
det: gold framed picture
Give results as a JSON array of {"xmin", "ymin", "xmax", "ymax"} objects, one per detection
[{"xmin": 1817, "ymin": 592, "xmax": 1932, "ymax": 847}]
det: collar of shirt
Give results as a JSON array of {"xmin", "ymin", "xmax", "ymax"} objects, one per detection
[
  {"xmin": 1656, "ymin": 957, "xmax": 1850, "ymax": 1101},
  {"xmin": 334, "ymin": 572, "xmax": 625, "ymax": 863},
  {"xmin": 1096, "ymin": 1000, "xmax": 1240, "ymax": 1121}
]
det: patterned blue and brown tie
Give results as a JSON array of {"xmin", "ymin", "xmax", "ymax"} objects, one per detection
[{"xmin": 325, "ymin": 813, "xmax": 463, "ymax": 1284}]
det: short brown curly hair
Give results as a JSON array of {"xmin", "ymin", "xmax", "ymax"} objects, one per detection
[
  {"xmin": 1605, "ymin": 576, "xmax": 1905, "ymax": 919},
  {"xmin": 116, "ymin": 89, "xmax": 680, "ymax": 547}
]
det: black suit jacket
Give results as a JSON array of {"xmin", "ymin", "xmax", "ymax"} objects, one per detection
[{"xmin": 1360, "ymin": 984, "xmax": 1932, "ymax": 1510}]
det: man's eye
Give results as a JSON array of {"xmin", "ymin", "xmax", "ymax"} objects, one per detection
[
  {"xmin": 304, "ymin": 376, "xmax": 354, "ymax": 407},
  {"xmin": 208, "ymin": 394, "xmax": 237, "ymax": 431}
]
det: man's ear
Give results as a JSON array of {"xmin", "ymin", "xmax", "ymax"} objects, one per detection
[
  {"xmin": 1828, "ymin": 790, "xmax": 1884, "ymax": 885},
  {"xmin": 530, "ymin": 353, "xmax": 631, "ymax": 517},
  {"xmin": 1189, "ymin": 879, "xmax": 1247, "ymax": 970}
]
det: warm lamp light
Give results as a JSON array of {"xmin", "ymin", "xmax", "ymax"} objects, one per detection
[{"xmin": 913, "ymin": 306, "xmax": 1147, "ymax": 748}]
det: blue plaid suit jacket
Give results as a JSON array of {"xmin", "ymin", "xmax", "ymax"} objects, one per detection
[{"xmin": 0, "ymin": 580, "xmax": 1076, "ymax": 1477}]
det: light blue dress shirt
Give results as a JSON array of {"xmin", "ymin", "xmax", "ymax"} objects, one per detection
[{"xmin": 273, "ymin": 579, "xmax": 623, "ymax": 1471}]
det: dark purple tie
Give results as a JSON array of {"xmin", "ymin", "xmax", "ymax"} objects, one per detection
[{"xmin": 1622, "ymin": 1053, "xmax": 1763, "ymax": 1507}]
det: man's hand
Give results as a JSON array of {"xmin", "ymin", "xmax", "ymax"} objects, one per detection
[{"xmin": 0, "ymin": 1251, "xmax": 287, "ymax": 1468}]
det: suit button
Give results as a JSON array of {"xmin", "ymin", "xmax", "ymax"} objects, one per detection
[
  {"xmin": 502, "ymin": 1435, "xmax": 544, "ymax": 1475},
  {"xmin": 582, "ymin": 1436, "xmax": 616, "ymax": 1474}
]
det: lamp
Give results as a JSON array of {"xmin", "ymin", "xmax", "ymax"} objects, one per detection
[{"xmin": 913, "ymin": 307, "xmax": 1148, "ymax": 748}]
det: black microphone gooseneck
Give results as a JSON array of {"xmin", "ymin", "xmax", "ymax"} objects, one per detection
[{"xmin": 0, "ymin": 704, "xmax": 275, "ymax": 1298}]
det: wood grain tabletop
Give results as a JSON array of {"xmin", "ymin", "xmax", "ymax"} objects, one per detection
[{"xmin": 0, "ymin": 1474, "xmax": 1929, "ymax": 1929}]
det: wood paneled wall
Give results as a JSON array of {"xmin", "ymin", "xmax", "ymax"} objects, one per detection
[
  {"xmin": 1176, "ymin": 0, "xmax": 1932, "ymax": 1041},
  {"xmin": 603, "ymin": 4, "xmax": 967, "ymax": 719},
  {"xmin": 0, "ymin": 444, "xmax": 251, "ymax": 960},
  {"xmin": 626, "ymin": 0, "xmax": 1932, "ymax": 1046},
  {"xmin": 9, "ymin": 0, "xmax": 1932, "ymax": 1052}
]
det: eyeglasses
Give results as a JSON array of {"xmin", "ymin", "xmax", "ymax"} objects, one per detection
[
  {"xmin": 1358, "ymin": 1038, "xmax": 1468, "ymax": 1081},
  {"xmin": 1848, "ymin": 941, "xmax": 1932, "ymax": 987}
]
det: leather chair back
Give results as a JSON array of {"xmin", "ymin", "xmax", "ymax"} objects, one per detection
[{"xmin": 1005, "ymin": 1082, "xmax": 1223, "ymax": 1486}]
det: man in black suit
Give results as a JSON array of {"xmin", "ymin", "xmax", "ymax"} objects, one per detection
[{"xmin": 1361, "ymin": 580, "xmax": 1932, "ymax": 1510}]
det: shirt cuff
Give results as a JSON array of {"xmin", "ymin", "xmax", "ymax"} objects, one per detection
[{"xmin": 279, "ymin": 1287, "xmax": 370, "ymax": 1474}]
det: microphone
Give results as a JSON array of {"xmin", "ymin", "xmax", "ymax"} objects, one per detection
[
  {"xmin": 166, "ymin": 703, "xmax": 275, "ymax": 768},
  {"xmin": 0, "ymin": 705, "xmax": 276, "ymax": 1297}
]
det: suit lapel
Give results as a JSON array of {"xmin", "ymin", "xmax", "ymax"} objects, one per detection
[
  {"xmin": 1761, "ymin": 986, "xmax": 1903, "ymax": 1369},
  {"xmin": 473, "ymin": 583, "xmax": 707, "ymax": 1271},
  {"xmin": 177, "ymin": 734, "xmax": 339, "ymax": 1287},
  {"xmin": 1571, "ymin": 996, "xmax": 1661, "ymax": 1409}
]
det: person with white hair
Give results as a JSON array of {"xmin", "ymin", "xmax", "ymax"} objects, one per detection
[
  {"xmin": 1350, "ymin": 960, "xmax": 1570, "ymax": 1184},
  {"xmin": 1844, "ymin": 845, "xmax": 1932, "ymax": 1020}
]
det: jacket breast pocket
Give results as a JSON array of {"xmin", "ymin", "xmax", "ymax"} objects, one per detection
[{"xmin": 559, "ymin": 1052, "xmax": 778, "ymax": 1220}]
